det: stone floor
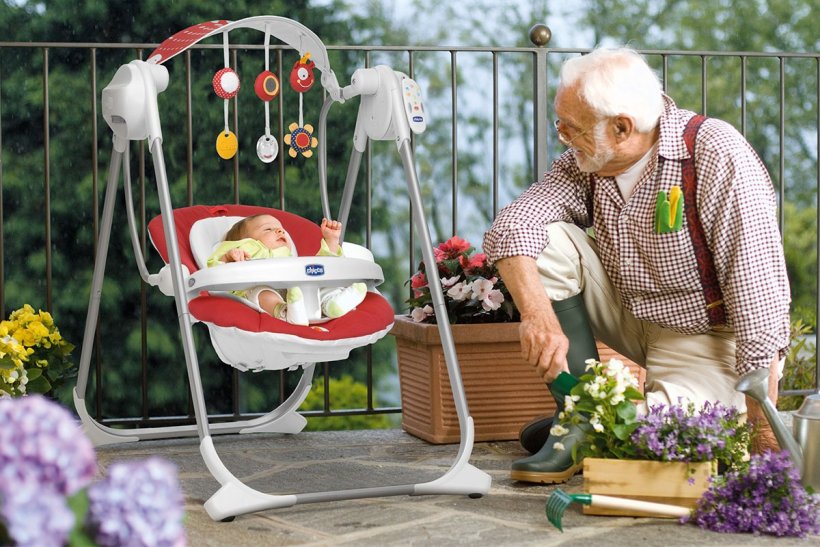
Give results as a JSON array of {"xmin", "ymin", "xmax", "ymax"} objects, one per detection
[{"xmin": 95, "ymin": 428, "xmax": 812, "ymax": 546}]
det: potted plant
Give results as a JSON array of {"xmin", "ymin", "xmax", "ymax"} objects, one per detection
[
  {"xmin": 551, "ymin": 358, "xmax": 751, "ymax": 516},
  {"xmin": 393, "ymin": 236, "xmax": 550, "ymax": 444},
  {"xmin": 0, "ymin": 304, "xmax": 76, "ymax": 398}
]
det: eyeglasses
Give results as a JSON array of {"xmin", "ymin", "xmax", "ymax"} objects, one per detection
[{"xmin": 553, "ymin": 119, "xmax": 593, "ymax": 147}]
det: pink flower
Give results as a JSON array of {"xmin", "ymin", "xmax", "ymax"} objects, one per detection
[
  {"xmin": 481, "ymin": 289, "xmax": 505, "ymax": 311},
  {"xmin": 470, "ymin": 278, "xmax": 495, "ymax": 300}
]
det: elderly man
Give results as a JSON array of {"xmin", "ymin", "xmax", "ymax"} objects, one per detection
[{"xmin": 483, "ymin": 47, "xmax": 789, "ymax": 484}]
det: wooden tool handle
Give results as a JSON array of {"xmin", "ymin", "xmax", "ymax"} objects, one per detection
[{"xmin": 591, "ymin": 494, "xmax": 691, "ymax": 517}]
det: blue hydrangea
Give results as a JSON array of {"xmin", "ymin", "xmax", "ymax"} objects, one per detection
[
  {"xmin": 0, "ymin": 394, "xmax": 96, "ymax": 495},
  {"xmin": 687, "ymin": 450, "xmax": 820, "ymax": 537},
  {"xmin": 0, "ymin": 480, "xmax": 75, "ymax": 547},
  {"xmin": 87, "ymin": 457, "xmax": 186, "ymax": 547}
]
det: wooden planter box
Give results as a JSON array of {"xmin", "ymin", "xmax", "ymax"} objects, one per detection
[
  {"xmin": 391, "ymin": 316, "xmax": 644, "ymax": 444},
  {"xmin": 582, "ymin": 458, "xmax": 716, "ymax": 517}
]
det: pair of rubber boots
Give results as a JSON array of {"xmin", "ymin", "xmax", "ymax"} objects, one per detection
[{"xmin": 510, "ymin": 292, "xmax": 598, "ymax": 484}]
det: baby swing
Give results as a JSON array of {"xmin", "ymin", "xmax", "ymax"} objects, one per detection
[{"xmin": 73, "ymin": 16, "xmax": 491, "ymax": 520}]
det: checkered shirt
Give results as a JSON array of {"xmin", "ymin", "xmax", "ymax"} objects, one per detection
[{"xmin": 484, "ymin": 96, "xmax": 791, "ymax": 374}]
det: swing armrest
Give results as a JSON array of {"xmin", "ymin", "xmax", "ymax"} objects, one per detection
[{"xmin": 187, "ymin": 256, "xmax": 384, "ymax": 295}]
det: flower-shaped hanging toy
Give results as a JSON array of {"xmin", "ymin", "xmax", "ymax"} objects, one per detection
[{"xmin": 284, "ymin": 122, "xmax": 318, "ymax": 158}]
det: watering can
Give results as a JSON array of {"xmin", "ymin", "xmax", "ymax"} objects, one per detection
[{"xmin": 735, "ymin": 368, "xmax": 820, "ymax": 490}]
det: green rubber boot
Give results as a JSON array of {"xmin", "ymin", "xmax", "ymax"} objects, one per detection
[
  {"xmin": 513, "ymin": 293, "xmax": 599, "ymax": 479},
  {"xmin": 510, "ymin": 422, "xmax": 589, "ymax": 483}
]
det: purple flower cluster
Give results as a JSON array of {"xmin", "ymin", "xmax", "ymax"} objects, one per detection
[
  {"xmin": 0, "ymin": 395, "xmax": 96, "ymax": 545},
  {"xmin": 630, "ymin": 401, "xmax": 749, "ymax": 468},
  {"xmin": 87, "ymin": 457, "xmax": 187, "ymax": 547},
  {"xmin": 0, "ymin": 482, "xmax": 75, "ymax": 547},
  {"xmin": 687, "ymin": 450, "xmax": 820, "ymax": 537}
]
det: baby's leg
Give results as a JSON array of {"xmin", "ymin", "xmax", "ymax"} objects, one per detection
[
  {"xmin": 320, "ymin": 283, "xmax": 367, "ymax": 318},
  {"xmin": 256, "ymin": 289, "xmax": 286, "ymax": 318}
]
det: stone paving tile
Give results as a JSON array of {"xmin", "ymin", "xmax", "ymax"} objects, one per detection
[{"xmin": 96, "ymin": 429, "xmax": 814, "ymax": 546}]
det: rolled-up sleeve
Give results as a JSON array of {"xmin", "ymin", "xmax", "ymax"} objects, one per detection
[{"xmin": 484, "ymin": 153, "xmax": 592, "ymax": 264}]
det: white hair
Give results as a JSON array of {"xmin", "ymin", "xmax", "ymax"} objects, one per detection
[{"xmin": 558, "ymin": 48, "xmax": 664, "ymax": 132}]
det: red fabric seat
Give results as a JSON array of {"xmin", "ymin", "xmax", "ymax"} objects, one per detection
[{"xmin": 148, "ymin": 204, "xmax": 394, "ymax": 340}]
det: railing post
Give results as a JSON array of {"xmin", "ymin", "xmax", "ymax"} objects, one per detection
[{"xmin": 530, "ymin": 24, "xmax": 551, "ymax": 182}]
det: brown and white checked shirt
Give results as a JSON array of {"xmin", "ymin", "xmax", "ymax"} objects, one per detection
[{"xmin": 484, "ymin": 96, "xmax": 791, "ymax": 374}]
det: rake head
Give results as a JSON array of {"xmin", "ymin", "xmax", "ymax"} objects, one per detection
[{"xmin": 545, "ymin": 489, "xmax": 591, "ymax": 531}]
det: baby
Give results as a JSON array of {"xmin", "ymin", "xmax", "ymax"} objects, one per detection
[{"xmin": 207, "ymin": 214, "xmax": 367, "ymax": 325}]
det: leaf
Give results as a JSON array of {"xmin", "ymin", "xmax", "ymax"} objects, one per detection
[
  {"xmin": 615, "ymin": 400, "xmax": 638, "ymax": 422},
  {"xmin": 26, "ymin": 367, "xmax": 43, "ymax": 380},
  {"xmin": 66, "ymin": 490, "xmax": 96, "ymax": 547},
  {"xmin": 25, "ymin": 374, "xmax": 51, "ymax": 394},
  {"xmin": 612, "ymin": 422, "xmax": 639, "ymax": 441},
  {"xmin": 624, "ymin": 386, "xmax": 645, "ymax": 401}
]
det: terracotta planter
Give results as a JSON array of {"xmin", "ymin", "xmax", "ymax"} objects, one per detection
[
  {"xmin": 582, "ymin": 457, "xmax": 716, "ymax": 517},
  {"xmin": 391, "ymin": 316, "xmax": 645, "ymax": 444}
]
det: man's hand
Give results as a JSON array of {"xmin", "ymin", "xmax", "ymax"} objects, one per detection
[
  {"xmin": 746, "ymin": 360, "xmax": 782, "ymax": 455},
  {"xmin": 519, "ymin": 311, "xmax": 570, "ymax": 382},
  {"xmin": 321, "ymin": 218, "xmax": 342, "ymax": 254},
  {"xmin": 496, "ymin": 255, "xmax": 569, "ymax": 383}
]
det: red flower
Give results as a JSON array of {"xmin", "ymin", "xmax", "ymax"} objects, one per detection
[
  {"xmin": 410, "ymin": 272, "xmax": 427, "ymax": 297},
  {"xmin": 459, "ymin": 252, "xmax": 487, "ymax": 274},
  {"xmin": 437, "ymin": 236, "xmax": 471, "ymax": 260}
]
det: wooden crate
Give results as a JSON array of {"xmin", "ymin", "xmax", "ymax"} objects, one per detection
[{"xmin": 582, "ymin": 458, "xmax": 715, "ymax": 517}]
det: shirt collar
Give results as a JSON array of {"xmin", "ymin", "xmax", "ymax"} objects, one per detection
[{"xmin": 657, "ymin": 93, "xmax": 697, "ymax": 162}]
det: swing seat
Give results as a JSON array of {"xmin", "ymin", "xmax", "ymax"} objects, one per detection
[{"xmin": 147, "ymin": 203, "xmax": 394, "ymax": 371}]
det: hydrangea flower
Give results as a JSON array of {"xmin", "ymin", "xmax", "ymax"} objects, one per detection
[
  {"xmin": 0, "ymin": 480, "xmax": 75, "ymax": 547},
  {"xmin": 687, "ymin": 450, "xmax": 820, "ymax": 537},
  {"xmin": 87, "ymin": 457, "xmax": 186, "ymax": 547},
  {"xmin": 0, "ymin": 394, "xmax": 96, "ymax": 495}
]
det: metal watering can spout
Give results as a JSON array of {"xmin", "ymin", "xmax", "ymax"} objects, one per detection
[{"xmin": 734, "ymin": 368, "xmax": 804, "ymax": 474}]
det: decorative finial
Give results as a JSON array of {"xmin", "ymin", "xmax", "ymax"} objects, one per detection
[{"xmin": 529, "ymin": 24, "xmax": 552, "ymax": 47}]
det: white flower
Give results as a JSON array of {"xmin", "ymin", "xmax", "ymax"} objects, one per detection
[
  {"xmin": 550, "ymin": 424, "xmax": 570, "ymax": 436},
  {"xmin": 410, "ymin": 305, "xmax": 434, "ymax": 322},
  {"xmin": 446, "ymin": 282, "xmax": 471, "ymax": 301},
  {"xmin": 564, "ymin": 396, "xmax": 575, "ymax": 412},
  {"xmin": 470, "ymin": 277, "xmax": 494, "ymax": 300},
  {"xmin": 593, "ymin": 422, "xmax": 604, "ymax": 433},
  {"xmin": 552, "ymin": 442, "xmax": 566, "ymax": 452},
  {"xmin": 441, "ymin": 276, "xmax": 460, "ymax": 288},
  {"xmin": 480, "ymin": 289, "xmax": 504, "ymax": 311}
]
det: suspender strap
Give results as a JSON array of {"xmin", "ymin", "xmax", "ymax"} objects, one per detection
[{"xmin": 682, "ymin": 114, "xmax": 727, "ymax": 326}]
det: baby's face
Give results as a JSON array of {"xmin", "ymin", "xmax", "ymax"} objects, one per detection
[{"xmin": 245, "ymin": 215, "xmax": 291, "ymax": 250}]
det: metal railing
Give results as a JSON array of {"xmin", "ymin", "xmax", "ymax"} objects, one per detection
[{"xmin": 0, "ymin": 34, "xmax": 817, "ymax": 428}]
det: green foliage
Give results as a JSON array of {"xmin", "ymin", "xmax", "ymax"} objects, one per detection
[
  {"xmin": 779, "ymin": 318, "xmax": 817, "ymax": 411},
  {"xmin": 301, "ymin": 374, "xmax": 393, "ymax": 431}
]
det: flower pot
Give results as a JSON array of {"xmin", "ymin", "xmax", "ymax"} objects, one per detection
[
  {"xmin": 391, "ymin": 316, "xmax": 644, "ymax": 444},
  {"xmin": 582, "ymin": 457, "xmax": 716, "ymax": 517}
]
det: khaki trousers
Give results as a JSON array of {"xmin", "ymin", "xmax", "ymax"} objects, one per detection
[{"xmin": 536, "ymin": 222, "xmax": 747, "ymax": 412}]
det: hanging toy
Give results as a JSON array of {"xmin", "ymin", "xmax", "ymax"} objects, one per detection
[
  {"xmin": 254, "ymin": 70, "xmax": 280, "ymax": 101},
  {"xmin": 284, "ymin": 122, "xmax": 318, "ymax": 158},
  {"xmin": 216, "ymin": 130, "xmax": 238, "ymax": 160},
  {"xmin": 213, "ymin": 67, "xmax": 240, "ymax": 99},
  {"xmin": 289, "ymin": 53, "xmax": 316, "ymax": 92},
  {"xmin": 284, "ymin": 52, "xmax": 318, "ymax": 160},
  {"xmin": 254, "ymin": 26, "xmax": 279, "ymax": 164},
  {"xmin": 214, "ymin": 31, "xmax": 238, "ymax": 160}
]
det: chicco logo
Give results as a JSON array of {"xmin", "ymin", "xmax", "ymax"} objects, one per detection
[{"xmin": 305, "ymin": 264, "xmax": 325, "ymax": 276}]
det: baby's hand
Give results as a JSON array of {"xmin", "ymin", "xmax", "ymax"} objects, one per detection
[
  {"xmin": 321, "ymin": 218, "xmax": 342, "ymax": 253},
  {"xmin": 224, "ymin": 248, "xmax": 250, "ymax": 262}
]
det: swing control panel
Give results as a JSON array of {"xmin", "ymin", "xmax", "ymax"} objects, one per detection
[{"xmin": 401, "ymin": 76, "xmax": 426, "ymax": 134}]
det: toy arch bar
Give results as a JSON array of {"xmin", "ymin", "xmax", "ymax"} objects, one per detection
[{"xmin": 146, "ymin": 16, "xmax": 342, "ymax": 100}]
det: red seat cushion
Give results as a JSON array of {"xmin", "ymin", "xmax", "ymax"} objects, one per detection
[
  {"xmin": 189, "ymin": 292, "xmax": 394, "ymax": 340},
  {"xmin": 148, "ymin": 204, "xmax": 394, "ymax": 340}
]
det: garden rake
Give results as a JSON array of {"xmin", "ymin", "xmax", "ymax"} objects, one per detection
[{"xmin": 546, "ymin": 488, "xmax": 691, "ymax": 531}]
